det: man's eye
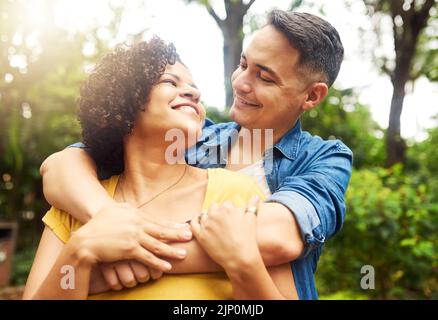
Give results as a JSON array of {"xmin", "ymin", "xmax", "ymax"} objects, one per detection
[
  {"xmin": 260, "ymin": 77, "xmax": 274, "ymax": 83},
  {"xmin": 238, "ymin": 63, "xmax": 247, "ymax": 70},
  {"xmin": 259, "ymin": 73, "xmax": 274, "ymax": 83}
]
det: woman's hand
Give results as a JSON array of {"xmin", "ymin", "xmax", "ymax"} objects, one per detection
[
  {"xmin": 86, "ymin": 203, "xmax": 191, "ymax": 292},
  {"xmin": 190, "ymin": 196, "xmax": 261, "ymax": 272},
  {"xmin": 71, "ymin": 203, "xmax": 189, "ymax": 272},
  {"xmin": 190, "ymin": 197, "xmax": 295, "ymax": 300}
]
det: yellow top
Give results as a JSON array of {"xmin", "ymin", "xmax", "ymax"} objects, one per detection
[{"xmin": 42, "ymin": 168, "xmax": 266, "ymax": 300}]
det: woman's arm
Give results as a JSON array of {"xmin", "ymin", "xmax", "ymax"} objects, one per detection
[
  {"xmin": 23, "ymin": 227, "xmax": 93, "ymax": 300},
  {"xmin": 24, "ymin": 207, "xmax": 186, "ymax": 299},
  {"xmin": 223, "ymin": 258, "xmax": 295, "ymax": 299}
]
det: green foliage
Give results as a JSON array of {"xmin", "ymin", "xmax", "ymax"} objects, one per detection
[
  {"xmin": 301, "ymin": 88, "xmax": 386, "ymax": 168},
  {"xmin": 0, "ymin": 0, "xmax": 117, "ymax": 253},
  {"xmin": 0, "ymin": 0, "xmax": 436, "ymax": 300},
  {"xmin": 406, "ymin": 119, "xmax": 438, "ymax": 202},
  {"xmin": 316, "ymin": 166, "xmax": 438, "ymax": 299},
  {"xmin": 10, "ymin": 244, "xmax": 38, "ymax": 286},
  {"xmin": 205, "ymin": 106, "xmax": 231, "ymax": 124}
]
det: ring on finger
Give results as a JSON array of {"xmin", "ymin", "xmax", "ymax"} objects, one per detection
[
  {"xmin": 198, "ymin": 211, "xmax": 208, "ymax": 223},
  {"xmin": 245, "ymin": 205, "xmax": 258, "ymax": 216}
]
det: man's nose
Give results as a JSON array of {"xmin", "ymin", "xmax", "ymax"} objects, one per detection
[{"xmin": 232, "ymin": 69, "xmax": 251, "ymax": 94}]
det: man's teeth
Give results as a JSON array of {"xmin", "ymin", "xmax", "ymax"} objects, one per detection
[
  {"xmin": 241, "ymin": 100, "xmax": 259, "ymax": 106},
  {"xmin": 238, "ymin": 96, "xmax": 259, "ymax": 106}
]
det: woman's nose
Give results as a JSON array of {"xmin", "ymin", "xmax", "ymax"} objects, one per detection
[{"xmin": 182, "ymin": 85, "xmax": 201, "ymax": 103}]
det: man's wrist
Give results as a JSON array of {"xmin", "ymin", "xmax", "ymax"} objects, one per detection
[
  {"xmin": 68, "ymin": 232, "xmax": 97, "ymax": 267},
  {"xmin": 85, "ymin": 197, "xmax": 117, "ymax": 221}
]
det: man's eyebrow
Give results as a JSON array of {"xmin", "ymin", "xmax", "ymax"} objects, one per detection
[
  {"xmin": 241, "ymin": 54, "xmax": 281, "ymax": 82},
  {"xmin": 163, "ymin": 72, "xmax": 198, "ymax": 89}
]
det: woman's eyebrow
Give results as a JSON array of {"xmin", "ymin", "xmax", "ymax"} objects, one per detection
[{"xmin": 163, "ymin": 72, "xmax": 198, "ymax": 89}]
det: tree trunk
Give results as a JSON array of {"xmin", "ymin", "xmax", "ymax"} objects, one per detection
[
  {"xmin": 205, "ymin": 0, "xmax": 255, "ymax": 109},
  {"xmin": 386, "ymin": 79, "xmax": 407, "ymax": 167},
  {"xmin": 222, "ymin": 21, "xmax": 243, "ymax": 108},
  {"xmin": 385, "ymin": 0, "xmax": 435, "ymax": 167}
]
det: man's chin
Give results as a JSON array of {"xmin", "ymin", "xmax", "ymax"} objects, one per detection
[{"xmin": 230, "ymin": 104, "xmax": 253, "ymax": 127}]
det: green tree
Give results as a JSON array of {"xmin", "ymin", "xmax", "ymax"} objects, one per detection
[
  {"xmin": 406, "ymin": 115, "xmax": 438, "ymax": 201},
  {"xmin": 185, "ymin": 0, "xmax": 257, "ymax": 108},
  {"xmin": 301, "ymin": 88, "xmax": 385, "ymax": 168},
  {"xmin": 362, "ymin": 0, "xmax": 437, "ymax": 166},
  {"xmin": 316, "ymin": 166, "xmax": 438, "ymax": 299},
  {"xmin": 0, "ymin": 0, "xmax": 125, "ymax": 252}
]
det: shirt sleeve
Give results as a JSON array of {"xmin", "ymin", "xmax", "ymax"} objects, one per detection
[
  {"xmin": 267, "ymin": 141, "xmax": 353, "ymax": 258},
  {"xmin": 42, "ymin": 207, "xmax": 73, "ymax": 244}
]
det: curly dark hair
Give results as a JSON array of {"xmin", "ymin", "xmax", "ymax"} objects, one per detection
[{"xmin": 78, "ymin": 36, "xmax": 180, "ymax": 174}]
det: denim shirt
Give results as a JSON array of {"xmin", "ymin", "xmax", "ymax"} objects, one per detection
[
  {"xmin": 185, "ymin": 119, "xmax": 353, "ymax": 299},
  {"xmin": 71, "ymin": 118, "xmax": 353, "ymax": 300}
]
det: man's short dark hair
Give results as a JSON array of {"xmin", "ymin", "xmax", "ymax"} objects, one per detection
[{"xmin": 267, "ymin": 10, "xmax": 344, "ymax": 87}]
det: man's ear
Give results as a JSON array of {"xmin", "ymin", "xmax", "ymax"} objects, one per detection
[{"xmin": 302, "ymin": 82, "xmax": 328, "ymax": 111}]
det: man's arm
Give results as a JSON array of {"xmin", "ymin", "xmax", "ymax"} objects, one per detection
[
  {"xmin": 266, "ymin": 141, "xmax": 353, "ymax": 258},
  {"xmin": 40, "ymin": 147, "xmax": 113, "ymax": 222},
  {"xmin": 170, "ymin": 142, "xmax": 353, "ymax": 272},
  {"xmin": 41, "ymin": 148, "xmax": 303, "ymax": 268},
  {"xmin": 166, "ymin": 202, "xmax": 303, "ymax": 274}
]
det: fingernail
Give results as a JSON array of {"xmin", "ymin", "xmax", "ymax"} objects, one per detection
[
  {"xmin": 177, "ymin": 249, "xmax": 187, "ymax": 258},
  {"xmin": 164, "ymin": 262, "xmax": 172, "ymax": 271},
  {"xmin": 182, "ymin": 230, "xmax": 192, "ymax": 239},
  {"xmin": 174, "ymin": 223, "xmax": 189, "ymax": 229}
]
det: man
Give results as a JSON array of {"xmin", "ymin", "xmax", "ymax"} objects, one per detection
[{"xmin": 40, "ymin": 10, "xmax": 352, "ymax": 299}]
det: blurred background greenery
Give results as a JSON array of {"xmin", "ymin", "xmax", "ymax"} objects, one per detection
[{"xmin": 0, "ymin": 0, "xmax": 437, "ymax": 299}]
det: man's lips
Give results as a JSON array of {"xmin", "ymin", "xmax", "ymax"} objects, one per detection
[
  {"xmin": 171, "ymin": 102, "xmax": 201, "ymax": 117},
  {"xmin": 235, "ymin": 95, "xmax": 261, "ymax": 108}
]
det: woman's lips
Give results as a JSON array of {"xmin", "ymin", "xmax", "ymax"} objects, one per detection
[
  {"xmin": 171, "ymin": 103, "xmax": 200, "ymax": 118},
  {"xmin": 173, "ymin": 105, "xmax": 198, "ymax": 116}
]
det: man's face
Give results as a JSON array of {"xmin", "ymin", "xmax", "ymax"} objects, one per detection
[{"xmin": 229, "ymin": 25, "xmax": 311, "ymax": 135}]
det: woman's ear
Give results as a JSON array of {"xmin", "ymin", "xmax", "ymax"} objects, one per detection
[{"xmin": 302, "ymin": 82, "xmax": 329, "ymax": 112}]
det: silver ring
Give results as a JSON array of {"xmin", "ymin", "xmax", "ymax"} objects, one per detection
[
  {"xmin": 246, "ymin": 205, "xmax": 258, "ymax": 216},
  {"xmin": 198, "ymin": 211, "xmax": 208, "ymax": 222}
]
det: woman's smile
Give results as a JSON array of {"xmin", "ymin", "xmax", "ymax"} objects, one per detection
[{"xmin": 171, "ymin": 102, "xmax": 201, "ymax": 119}]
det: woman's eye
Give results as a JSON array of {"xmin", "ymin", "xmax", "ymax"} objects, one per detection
[
  {"xmin": 238, "ymin": 63, "xmax": 247, "ymax": 70},
  {"xmin": 162, "ymin": 79, "xmax": 177, "ymax": 87}
]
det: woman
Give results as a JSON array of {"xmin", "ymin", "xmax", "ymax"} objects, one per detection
[{"xmin": 23, "ymin": 36, "xmax": 297, "ymax": 299}]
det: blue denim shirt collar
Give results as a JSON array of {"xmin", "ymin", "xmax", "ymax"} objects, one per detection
[
  {"xmin": 273, "ymin": 120, "xmax": 302, "ymax": 161},
  {"xmin": 202, "ymin": 122, "xmax": 241, "ymax": 148},
  {"xmin": 200, "ymin": 119, "xmax": 302, "ymax": 161}
]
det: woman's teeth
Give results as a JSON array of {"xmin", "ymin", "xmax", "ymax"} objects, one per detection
[{"xmin": 174, "ymin": 105, "xmax": 198, "ymax": 116}]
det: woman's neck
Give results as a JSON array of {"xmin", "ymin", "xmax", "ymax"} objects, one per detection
[{"xmin": 120, "ymin": 135, "xmax": 189, "ymax": 205}]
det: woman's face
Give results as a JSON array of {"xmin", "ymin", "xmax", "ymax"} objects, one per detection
[{"xmin": 132, "ymin": 62, "xmax": 205, "ymax": 146}]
